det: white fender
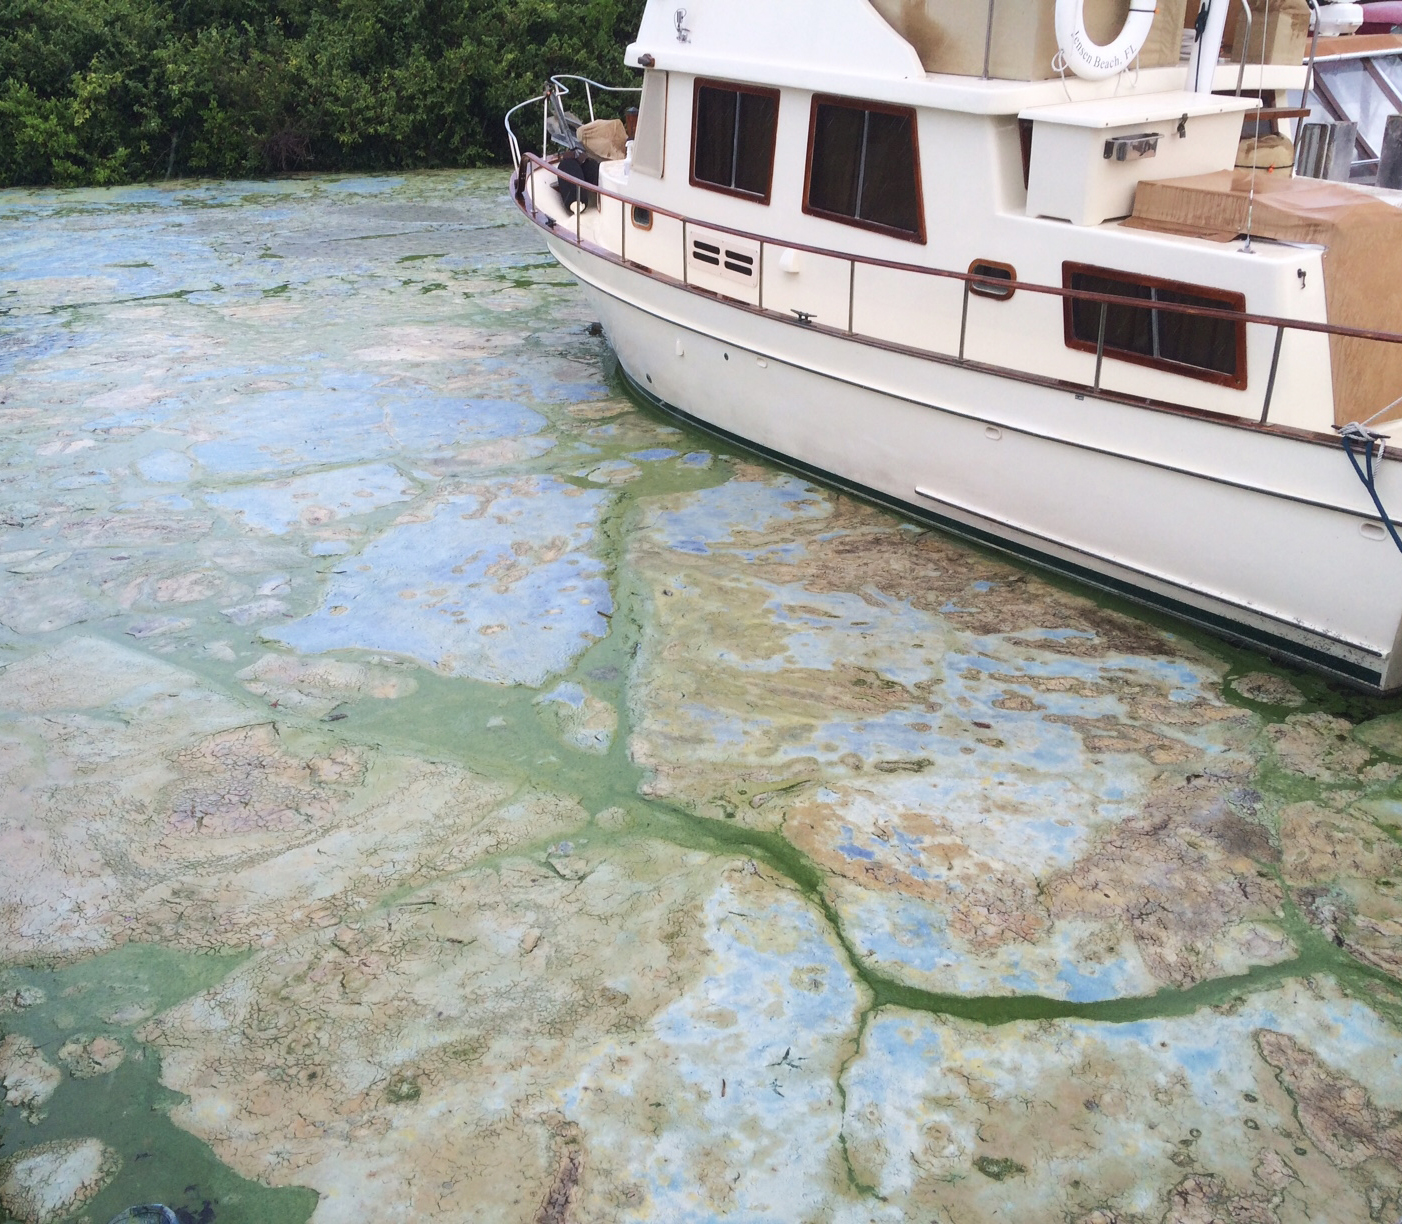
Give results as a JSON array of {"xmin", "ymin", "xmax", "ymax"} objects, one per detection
[{"xmin": 1054, "ymin": 0, "xmax": 1159, "ymax": 80}]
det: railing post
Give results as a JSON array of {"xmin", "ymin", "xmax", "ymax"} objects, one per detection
[
  {"xmin": 982, "ymin": 0, "xmax": 997, "ymax": 80},
  {"xmin": 1261, "ymin": 324, "xmax": 1285, "ymax": 424},
  {"xmin": 758, "ymin": 243, "xmax": 765, "ymax": 311},
  {"xmin": 1093, "ymin": 301, "xmax": 1108, "ymax": 391},
  {"xmin": 621, "ymin": 197, "xmax": 626, "ymax": 262},
  {"xmin": 958, "ymin": 280, "xmax": 971, "ymax": 361},
  {"xmin": 682, "ymin": 220, "xmax": 689, "ymax": 285},
  {"xmin": 576, "ymin": 192, "xmax": 582, "ymax": 247},
  {"xmin": 848, "ymin": 260, "xmax": 855, "ymax": 335}
]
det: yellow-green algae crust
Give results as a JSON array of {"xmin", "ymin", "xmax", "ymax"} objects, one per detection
[{"xmin": 1, "ymin": 171, "xmax": 1401, "ymax": 1224}]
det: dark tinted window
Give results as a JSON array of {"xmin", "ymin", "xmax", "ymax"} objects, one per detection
[
  {"xmin": 691, "ymin": 82, "xmax": 779, "ymax": 202},
  {"xmin": 1065, "ymin": 265, "xmax": 1244, "ymax": 387},
  {"xmin": 806, "ymin": 98, "xmax": 922, "ymax": 239}
]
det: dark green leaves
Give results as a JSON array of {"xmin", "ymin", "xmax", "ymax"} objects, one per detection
[{"xmin": 0, "ymin": 0, "xmax": 644, "ymax": 185}]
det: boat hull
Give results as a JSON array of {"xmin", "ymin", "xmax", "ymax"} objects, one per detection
[{"xmin": 544, "ymin": 231, "xmax": 1402, "ymax": 695}]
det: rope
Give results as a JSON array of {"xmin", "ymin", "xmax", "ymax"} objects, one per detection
[{"xmin": 1340, "ymin": 422, "xmax": 1402, "ymax": 554}]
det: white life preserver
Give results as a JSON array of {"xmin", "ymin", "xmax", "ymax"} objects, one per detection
[{"xmin": 1054, "ymin": 0, "xmax": 1159, "ymax": 81}]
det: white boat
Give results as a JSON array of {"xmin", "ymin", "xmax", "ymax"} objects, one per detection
[{"xmin": 506, "ymin": 0, "xmax": 1402, "ymax": 694}]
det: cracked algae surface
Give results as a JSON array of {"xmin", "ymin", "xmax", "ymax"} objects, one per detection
[{"xmin": 2, "ymin": 172, "xmax": 1402, "ymax": 1224}]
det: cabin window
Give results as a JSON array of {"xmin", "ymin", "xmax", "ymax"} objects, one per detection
[
  {"xmin": 1062, "ymin": 263, "xmax": 1247, "ymax": 390},
  {"xmin": 690, "ymin": 79, "xmax": 779, "ymax": 203},
  {"xmin": 969, "ymin": 260, "xmax": 1016, "ymax": 300},
  {"xmin": 803, "ymin": 96, "xmax": 924, "ymax": 241},
  {"xmin": 631, "ymin": 205, "xmax": 653, "ymax": 230}
]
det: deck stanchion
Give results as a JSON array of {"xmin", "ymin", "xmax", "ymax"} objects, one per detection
[
  {"xmin": 958, "ymin": 281, "xmax": 971, "ymax": 361},
  {"xmin": 758, "ymin": 244, "xmax": 765, "ymax": 311},
  {"xmin": 1261, "ymin": 324, "xmax": 1286, "ymax": 424},
  {"xmin": 1093, "ymin": 301, "xmax": 1108, "ymax": 391},
  {"xmin": 848, "ymin": 261, "xmax": 855, "ymax": 334},
  {"xmin": 682, "ymin": 220, "xmax": 689, "ymax": 286}
]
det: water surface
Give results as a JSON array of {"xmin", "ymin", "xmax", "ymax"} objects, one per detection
[{"xmin": 2, "ymin": 171, "xmax": 1402, "ymax": 1224}]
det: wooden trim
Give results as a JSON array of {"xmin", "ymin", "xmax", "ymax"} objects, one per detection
[
  {"xmin": 1062, "ymin": 262, "xmax": 1249, "ymax": 392},
  {"xmin": 968, "ymin": 259, "xmax": 1017, "ymax": 301},
  {"xmin": 802, "ymin": 93, "xmax": 926, "ymax": 244},
  {"xmin": 688, "ymin": 77, "xmax": 780, "ymax": 206},
  {"xmin": 630, "ymin": 205, "xmax": 654, "ymax": 231}
]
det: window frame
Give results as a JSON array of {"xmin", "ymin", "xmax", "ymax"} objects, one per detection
[
  {"xmin": 1061, "ymin": 262, "xmax": 1249, "ymax": 391},
  {"xmin": 688, "ymin": 77, "xmax": 781, "ymax": 205},
  {"xmin": 968, "ymin": 259, "xmax": 1017, "ymax": 301},
  {"xmin": 802, "ymin": 93, "xmax": 926, "ymax": 244}
]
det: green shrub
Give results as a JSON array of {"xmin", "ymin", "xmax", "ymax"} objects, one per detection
[{"xmin": 0, "ymin": 0, "xmax": 646, "ymax": 186}]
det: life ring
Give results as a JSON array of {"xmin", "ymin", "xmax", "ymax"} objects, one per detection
[{"xmin": 1054, "ymin": 0, "xmax": 1158, "ymax": 81}]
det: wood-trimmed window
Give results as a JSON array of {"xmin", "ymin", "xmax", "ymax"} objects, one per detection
[
  {"xmin": 690, "ymin": 79, "xmax": 779, "ymax": 204},
  {"xmin": 1063, "ymin": 263, "xmax": 1247, "ymax": 390},
  {"xmin": 803, "ymin": 95, "xmax": 924, "ymax": 242},
  {"xmin": 969, "ymin": 260, "xmax": 1016, "ymax": 300}
]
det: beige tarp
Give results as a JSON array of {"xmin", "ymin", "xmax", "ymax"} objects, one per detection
[
  {"xmin": 578, "ymin": 119, "xmax": 629, "ymax": 163},
  {"xmin": 1130, "ymin": 171, "xmax": 1402, "ymax": 425},
  {"xmin": 870, "ymin": 0, "xmax": 1189, "ymax": 80}
]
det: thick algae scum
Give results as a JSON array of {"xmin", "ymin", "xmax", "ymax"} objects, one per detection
[{"xmin": 3, "ymin": 174, "xmax": 1402, "ymax": 1224}]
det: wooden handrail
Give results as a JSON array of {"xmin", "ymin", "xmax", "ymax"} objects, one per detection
[{"xmin": 517, "ymin": 153, "xmax": 1402, "ymax": 348}]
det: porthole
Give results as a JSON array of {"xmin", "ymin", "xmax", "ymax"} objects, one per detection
[
  {"xmin": 631, "ymin": 205, "xmax": 653, "ymax": 230},
  {"xmin": 969, "ymin": 260, "xmax": 1016, "ymax": 300}
]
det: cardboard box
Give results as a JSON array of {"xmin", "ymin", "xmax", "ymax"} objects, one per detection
[
  {"xmin": 1229, "ymin": 0, "xmax": 1312, "ymax": 66},
  {"xmin": 1131, "ymin": 171, "xmax": 1402, "ymax": 425},
  {"xmin": 871, "ymin": 0, "xmax": 1189, "ymax": 80}
]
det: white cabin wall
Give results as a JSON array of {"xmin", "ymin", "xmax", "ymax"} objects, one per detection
[{"xmin": 594, "ymin": 71, "xmax": 1338, "ymax": 432}]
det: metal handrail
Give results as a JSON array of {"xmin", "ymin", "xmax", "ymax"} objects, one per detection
[
  {"xmin": 518, "ymin": 152, "xmax": 1402, "ymax": 348},
  {"xmin": 504, "ymin": 93, "xmax": 549, "ymax": 169},
  {"xmin": 515, "ymin": 152, "xmax": 1402, "ymax": 429},
  {"xmin": 550, "ymin": 75, "xmax": 643, "ymax": 125},
  {"xmin": 506, "ymin": 77, "xmax": 643, "ymax": 170}
]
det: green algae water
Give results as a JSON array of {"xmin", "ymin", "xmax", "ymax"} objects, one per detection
[
  {"xmin": 3, "ymin": 171, "xmax": 1402, "ymax": 1224},
  {"xmin": 0, "ymin": 949, "xmax": 316, "ymax": 1224}
]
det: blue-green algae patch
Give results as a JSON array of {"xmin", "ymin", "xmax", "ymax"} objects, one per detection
[{"xmin": 1, "ymin": 947, "xmax": 316, "ymax": 1224}]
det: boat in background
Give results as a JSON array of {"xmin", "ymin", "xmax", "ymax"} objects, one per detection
[{"xmin": 507, "ymin": 0, "xmax": 1402, "ymax": 693}]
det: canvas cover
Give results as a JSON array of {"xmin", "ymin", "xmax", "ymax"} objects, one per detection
[
  {"xmin": 1130, "ymin": 171, "xmax": 1402, "ymax": 425},
  {"xmin": 1229, "ymin": 0, "xmax": 1312, "ymax": 66},
  {"xmin": 870, "ymin": 0, "xmax": 1189, "ymax": 80},
  {"xmin": 578, "ymin": 119, "xmax": 629, "ymax": 162}
]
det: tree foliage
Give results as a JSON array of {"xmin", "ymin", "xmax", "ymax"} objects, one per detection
[{"xmin": 0, "ymin": 0, "xmax": 645, "ymax": 185}]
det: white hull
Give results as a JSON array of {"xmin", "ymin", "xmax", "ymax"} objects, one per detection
[{"xmin": 545, "ymin": 232, "xmax": 1402, "ymax": 694}]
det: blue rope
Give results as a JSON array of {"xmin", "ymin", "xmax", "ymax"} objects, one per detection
[{"xmin": 1341, "ymin": 425, "xmax": 1402, "ymax": 554}]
